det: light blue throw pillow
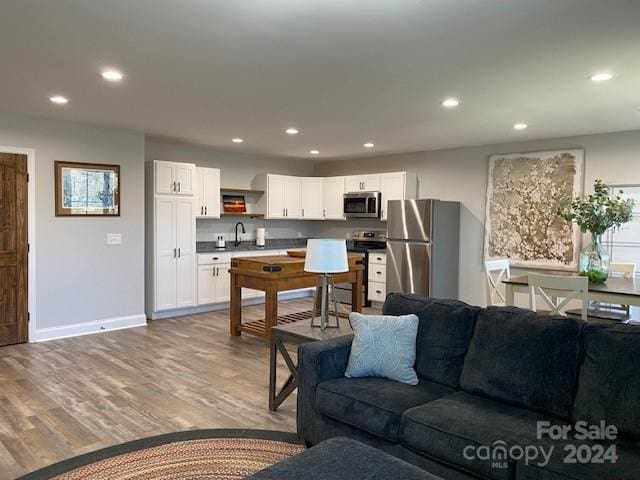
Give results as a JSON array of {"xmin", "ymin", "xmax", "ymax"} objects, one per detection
[{"xmin": 345, "ymin": 312, "xmax": 419, "ymax": 385}]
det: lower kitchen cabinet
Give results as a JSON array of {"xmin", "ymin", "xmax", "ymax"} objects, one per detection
[{"xmin": 197, "ymin": 263, "xmax": 231, "ymax": 304}]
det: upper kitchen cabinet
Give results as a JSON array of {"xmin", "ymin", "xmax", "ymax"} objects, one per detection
[
  {"xmin": 254, "ymin": 174, "xmax": 302, "ymax": 219},
  {"xmin": 195, "ymin": 167, "xmax": 221, "ymax": 218},
  {"xmin": 322, "ymin": 176, "xmax": 346, "ymax": 220},
  {"xmin": 301, "ymin": 177, "xmax": 324, "ymax": 220},
  {"xmin": 380, "ymin": 172, "xmax": 418, "ymax": 220},
  {"xmin": 154, "ymin": 160, "xmax": 196, "ymax": 196},
  {"xmin": 345, "ymin": 174, "xmax": 381, "ymax": 193}
]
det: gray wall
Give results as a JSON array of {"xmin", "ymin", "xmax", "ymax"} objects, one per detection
[
  {"xmin": 314, "ymin": 129, "xmax": 640, "ymax": 306},
  {"xmin": 0, "ymin": 112, "xmax": 146, "ymax": 330},
  {"xmin": 145, "ymin": 139, "xmax": 317, "ymax": 242}
]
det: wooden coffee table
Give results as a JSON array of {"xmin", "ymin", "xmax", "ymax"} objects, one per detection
[{"xmin": 269, "ymin": 318, "xmax": 353, "ymax": 411}]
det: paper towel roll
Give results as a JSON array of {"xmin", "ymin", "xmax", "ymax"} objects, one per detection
[{"xmin": 256, "ymin": 227, "xmax": 266, "ymax": 247}]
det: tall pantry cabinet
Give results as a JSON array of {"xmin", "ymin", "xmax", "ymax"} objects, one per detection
[{"xmin": 146, "ymin": 160, "xmax": 197, "ymax": 319}]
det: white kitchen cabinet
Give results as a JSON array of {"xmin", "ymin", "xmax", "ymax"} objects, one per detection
[
  {"xmin": 154, "ymin": 197, "xmax": 196, "ymax": 311},
  {"xmin": 301, "ymin": 177, "xmax": 324, "ymax": 220},
  {"xmin": 195, "ymin": 167, "xmax": 221, "ymax": 218},
  {"xmin": 380, "ymin": 172, "xmax": 406, "ymax": 221},
  {"xmin": 265, "ymin": 174, "xmax": 286, "ymax": 219},
  {"xmin": 197, "ymin": 265, "xmax": 216, "ymax": 305},
  {"xmin": 345, "ymin": 174, "xmax": 381, "ymax": 193},
  {"xmin": 368, "ymin": 251, "xmax": 387, "ymax": 303},
  {"xmin": 284, "ymin": 176, "xmax": 302, "ymax": 218},
  {"xmin": 154, "ymin": 160, "xmax": 196, "ymax": 196},
  {"xmin": 257, "ymin": 174, "xmax": 302, "ymax": 219},
  {"xmin": 155, "ymin": 197, "xmax": 177, "ymax": 310},
  {"xmin": 322, "ymin": 176, "xmax": 345, "ymax": 220}
]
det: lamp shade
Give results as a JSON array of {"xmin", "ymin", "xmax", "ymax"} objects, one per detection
[{"xmin": 304, "ymin": 239, "xmax": 349, "ymax": 273}]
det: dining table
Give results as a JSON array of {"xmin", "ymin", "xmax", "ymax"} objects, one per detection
[{"xmin": 503, "ymin": 272, "xmax": 640, "ymax": 316}]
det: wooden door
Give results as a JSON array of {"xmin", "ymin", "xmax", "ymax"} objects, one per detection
[{"xmin": 0, "ymin": 153, "xmax": 28, "ymax": 346}]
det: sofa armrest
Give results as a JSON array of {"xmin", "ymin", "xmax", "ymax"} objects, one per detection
[
  {"xmin": 297, "ymin": 335, "xmax": 353, "ymax": 443},
  {"xmin": 298, "ymin": 335, "xmax": 354, "ymax": 387}
]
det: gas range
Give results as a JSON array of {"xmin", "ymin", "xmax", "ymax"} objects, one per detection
[{"xmin": 336, "ymin": 230, "xmax": 387, "ymax": 308}]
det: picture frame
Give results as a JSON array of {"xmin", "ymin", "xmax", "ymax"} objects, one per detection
[
  {"xmin": 483, "ymin": 148, "xmax": 584, "ymax": 271},
  {"xmin": 55, "ymin": 161, "xmax": 120, "ymax": 216},
  {"xmin": 223, "ymin": 194, "xmax": 247, "ymax": 213}
]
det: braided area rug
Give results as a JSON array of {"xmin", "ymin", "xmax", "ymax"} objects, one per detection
[{"xmin": 19, "ymin": 430, "xmax": 305, "ymax": 480}]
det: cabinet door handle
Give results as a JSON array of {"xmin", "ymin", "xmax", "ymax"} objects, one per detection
[
  {"xmin": 216, "ymin": 267, "xmax": 219, "ymax": 276},
  {"xmin": 172, "ymin": 181, "xmax": 177, "ymax": 192},
  {"xmin": 282, "ymin": 208, "xmax": 285, "ymax": 217},
  {"xmin": 177, "ymin": 182, "xmax": 181, "ymax": 192},
  {"xmin": 213, "ymin": 257, "xmax": 219, "ymax": 261},
  {"xmin": 177, "ymin": 248, "xmax": 181, "ymax": 258},
  {"xmin": 200, "ymin": 206, "xmax": 203, "ymax": 215},
  {"xmin": 377, "ymin": 271, "xmax": 382, "ymax": 275},
  {"xmin": 377, "ymin": 257, "xmax": 383, "ymax": 261},
  {"xmin": 212, "ymin": 267, "xmax": 215, "ymax": 277},
  {"xmin": 204, "ymin": 206, "xmax": 207, "ymax": 215},
  {"xmin": 323, "ymin": 209, "xmax": 326, "ymax": 218},
  {"xmin": 173, "ymin": 248, "xmax": 177, "ymax": 258},
  {"xmin": 285, "ymin": 208, "xmax": 288, "ymax": 217},
  {"xmin": 301, "ymin": 208, "xmax": 304, "ymax": 217},
  {"xmin": 376, "ymin": 290, "xmax": 382, "ymax": 294}
]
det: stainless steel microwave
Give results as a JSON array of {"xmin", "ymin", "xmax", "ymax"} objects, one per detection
[{"xmin": 343, "ymin": 191, "xmax": 381, "ymax": 218}]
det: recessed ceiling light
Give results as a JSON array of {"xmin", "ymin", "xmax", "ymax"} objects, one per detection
[
  {"xmin": 309, "ymin": 150, "xmax": 320, "ymax": 155},
  {"xmin": 442, "ymin": 97, "xmax": 460, "ymax": 108},
  {"xmin": 513, "ymin": 123, "xmax": 528, "ymax": 130},
  {"xmin": 232, "ymin": 138, "xmax": 244, "ymax": 143},
  {"xmin": 49, "ymin": 95, "xmax": 68, "ymax": 104},
  {"xmin": 588, "ymin": 72, "xmax": 614, "ymax": 82},
  {"xmin": 101, "ymin": 69, "xmax": 123, "ymax": 82},
  {"xmin": 364, "ymin": 142, "xmax": 375, "ymax": 148},
  {"xmin": 286, "ymin": 128, "xmax": 299, "ymax": 135}
]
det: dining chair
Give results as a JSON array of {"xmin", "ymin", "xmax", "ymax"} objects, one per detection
[
  {"xmin": 484, "ymin": 259, "xmax": 510, "ymax": 306},
  {"xmin": 528, "ymin": 273, "xmax": 589, "ymax": 320},
  {"xmin": 611, "ymin": 262, "xmax": 636, "ymax": 279},
  {"xmin": 602, "ymin": 263, "xmax": 637, "ymax": 316}
]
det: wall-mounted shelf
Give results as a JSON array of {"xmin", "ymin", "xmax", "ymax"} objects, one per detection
[
  {"xmin": 220, "ymin": 212, "xmax": 265, "ymax": 219},
  {"xmin": 221, "ymin": 188, "xmax": 265, "ymax": 195}
]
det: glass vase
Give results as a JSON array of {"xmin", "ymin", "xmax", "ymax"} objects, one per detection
[{"xmin": 579, "ymin": 234, "xmax": 610, "ymax": 283}]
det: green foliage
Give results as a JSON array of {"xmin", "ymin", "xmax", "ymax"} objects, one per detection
[{"xmin": 558, "ymin": 179, "xmax": 635, "ymax": 235}]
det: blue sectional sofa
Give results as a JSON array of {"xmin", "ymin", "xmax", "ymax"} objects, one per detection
[{"xmin": 297, "ymin": 293, "xmax": 640, "ymax": 480}]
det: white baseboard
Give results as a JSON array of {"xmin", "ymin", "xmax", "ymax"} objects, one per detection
[
  {"xmin": 32, "ymin": 314, "xmax": 147, "ymax": 342},
  {"xmin": 149, "ymin": 290, "xmax": 314, "ymax": 320}
]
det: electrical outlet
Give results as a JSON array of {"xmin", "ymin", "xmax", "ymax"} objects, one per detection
[{"xmin": 106, "ymin": 234, "xmax": 122, "ymax": 245}]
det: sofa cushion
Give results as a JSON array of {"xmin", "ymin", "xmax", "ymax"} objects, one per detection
[
  {"xmin": 399, "ymin": 391, "xmax": 567, "ymax": 480},
  {"xmin": 345, "ymin": 312, "xmax": 419, "ymax": 385},
  {"xmin": 516, "ymin": 437, "xmax": 640, "ymax": 480},
  {"xmin": 573, "ymin": 324, "xmax": 640, "ymax": 438},
  {"xmin": 247, "ymin": 437, "xmax": 440, "ymax": 480},
  {"xmin": 459, "ymin": 306, "xmax": 583, "ymax": 419},
  {"xmin": 316, "ymin": 377, "xmax": 455, "ymax": 443},
  {"xmin": 382, "ymin": 294, "xmax": 479, "ymax": 389}
]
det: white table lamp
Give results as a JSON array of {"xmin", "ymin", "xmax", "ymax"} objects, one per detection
[{"xmin": 304, "ymin": 239, "xmax": 348, "ymax": 329}]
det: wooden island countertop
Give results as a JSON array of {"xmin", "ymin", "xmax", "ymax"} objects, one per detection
[{"xmin": 229, "ymin": 253, "xmax": 364, "ymax": 341}]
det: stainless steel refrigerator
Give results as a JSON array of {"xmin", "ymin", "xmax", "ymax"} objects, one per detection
[{"xmin": 386, "ymin": 199, "xmax": 460, "ymax": 299}]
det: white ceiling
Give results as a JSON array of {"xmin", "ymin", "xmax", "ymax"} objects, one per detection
[{"xmin": 1, "ymin": 0, "xmax": 639, "ymax": 160}]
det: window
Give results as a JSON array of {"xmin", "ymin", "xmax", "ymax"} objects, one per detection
[{"xmin": 603, "ymin": 185, "xmax": 640, "ymax": 277}]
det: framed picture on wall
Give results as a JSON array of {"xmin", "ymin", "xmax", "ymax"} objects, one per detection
[
  {"xmin": 55, "ymin": 161, "xmax": 120, "ymax": 216},
  {"xmin": 483, "ymin": 149, "xmax": 584, "ymax": 270}
]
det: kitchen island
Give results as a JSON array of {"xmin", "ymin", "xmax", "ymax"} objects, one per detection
[{"xmin": 229, "ymin": 253, "xmax": 364, "ymax": 341}]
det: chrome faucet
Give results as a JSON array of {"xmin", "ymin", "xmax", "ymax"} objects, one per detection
[{"xmin": 234, "ymin": 222, "xmax": 246, "ymax": 247}]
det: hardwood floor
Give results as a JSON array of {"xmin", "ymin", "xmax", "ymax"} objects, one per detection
[{"xmin": 0, "ymin": 299, "xmax": 328, "ymax": 479}]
